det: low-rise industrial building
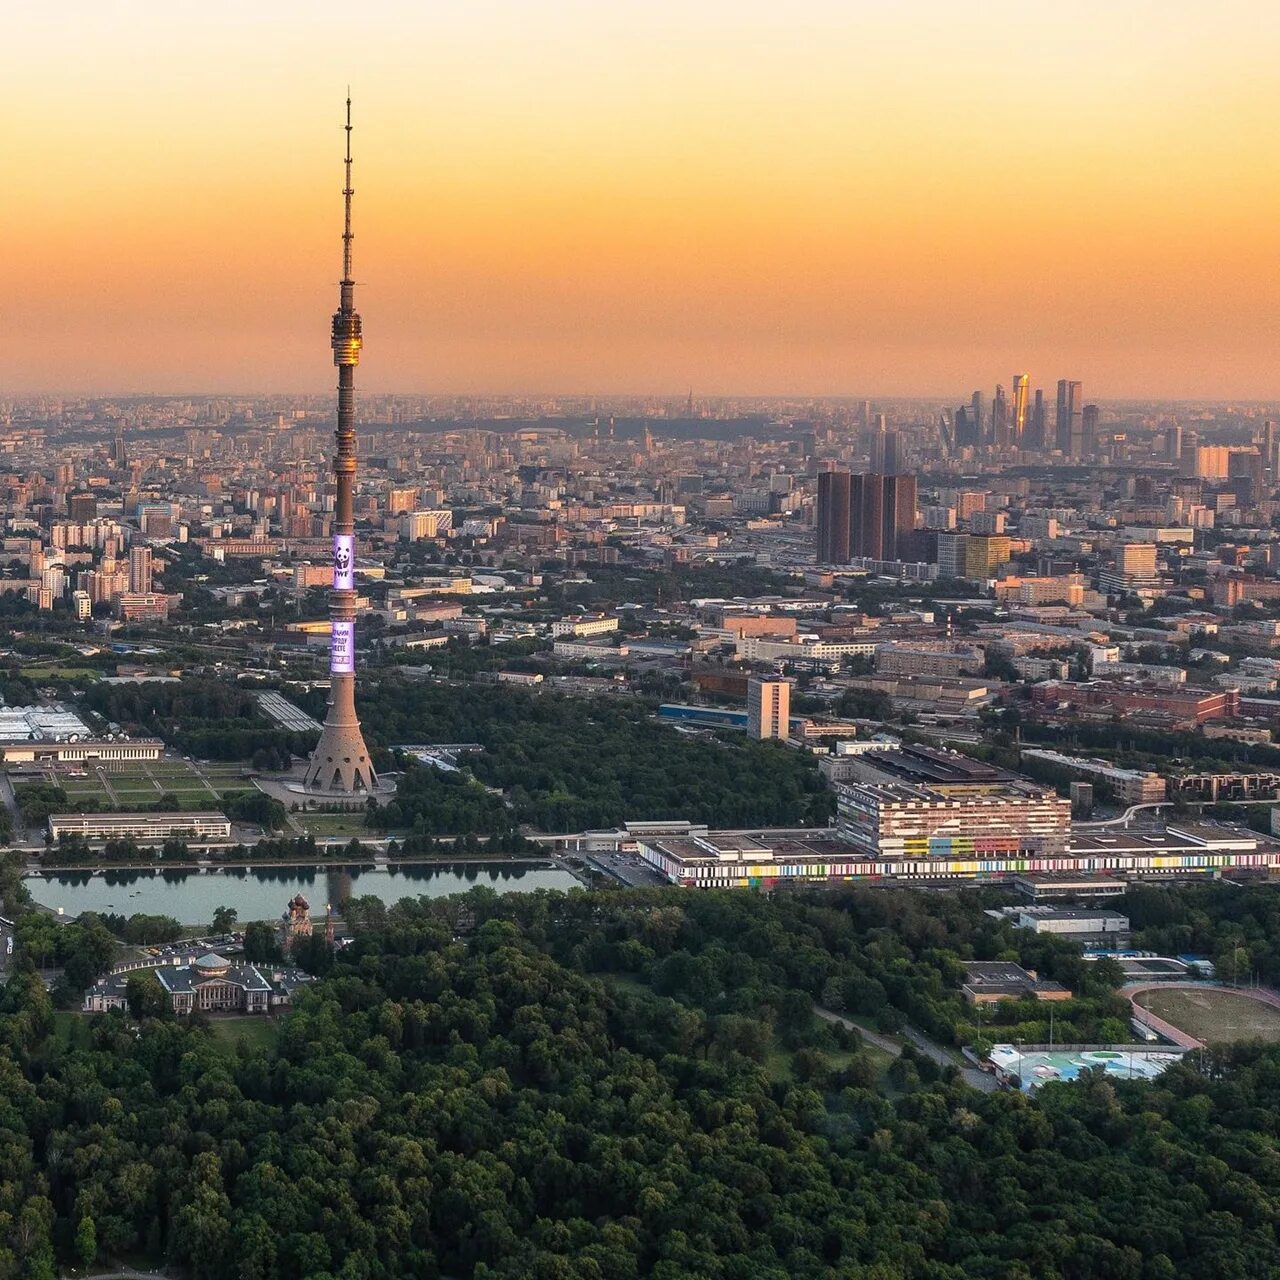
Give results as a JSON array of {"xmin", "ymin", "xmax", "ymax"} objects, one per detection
[
  {"xmin": 254, "ymin": 690, "xmax": 322, "ymax": 733},
  {"xmin": 1014, "ymin": 906, "xmax": 1130, "ymax": 941},
  {"xmin": 962, "ymin": 961, "xmax": 1071, "ymax": 1005},
  {"xmin": 551, "ymin": 613, "xmax": 620, "ymax": 638},
  {"xmin": 874, "ymin": 643, "xmax": 984, "ymax": 678},
  {"xmin": 1020, "ymin": 749, "xmax": 1168, "ymax": 804}
]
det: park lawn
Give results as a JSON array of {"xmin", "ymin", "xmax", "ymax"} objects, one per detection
[
  {"xmin": 207, "ymin": 1016, "xmax": 280, "ymax": 1053},
  {"xmin": 52, "ymin": 1011, "xmax": 92, "ymax": 1050},
  {"xmin": 61, "ymin": 783, "xmax": 112, "ymax": 800},
  {"xmin": 299, "ymin": 814, "xmax": 375, "ymax": 836},
  {"xmin": 595, "ymin": 972, "xmax": 652, "ymax": 1000},
  {"xmin": 57, "ymin": 783, "xmax": 115, "ymax": 803},
  {"xmin": 765, "ymin": 1041, "xmax": 895, "ymax": 1086},
  {"xmin": 1136, "ymin": 987, "xmax": 1280, "ymax": 1045},
  {"xmin": 833, "ymin": 1041, "xmax": 896, "ymax": 1080},
  {"xmin": 21, "ymin": 666, "xmax": 102, "ymax": 679}
]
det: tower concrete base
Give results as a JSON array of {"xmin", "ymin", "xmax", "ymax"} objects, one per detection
[{"xmin": 303, "ymin": 725, "xmax": 379, "ymax": 794}]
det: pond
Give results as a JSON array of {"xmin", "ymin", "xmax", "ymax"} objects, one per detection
[{"xmin": 25, "ymin": 861, "xmax": 580, "ymax": 925}]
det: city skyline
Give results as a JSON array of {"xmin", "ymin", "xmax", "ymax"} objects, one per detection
[{"xmin": 6, "ymin": 1, "xmax": 1280, "ymax": 399}]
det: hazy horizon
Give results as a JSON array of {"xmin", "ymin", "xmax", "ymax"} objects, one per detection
[{"xmin": 7, "ymin": 1, "xmax": 1279, "ymax": 399}]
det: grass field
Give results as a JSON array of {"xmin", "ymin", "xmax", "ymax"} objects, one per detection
[
  {"xmin": 1136, "ymin": 987, "xmax": 1280, "ymax": 1045},
  {"xmin": 298, "ymin": 813, "xmax": 375, "ymax": 837},
  {"xmin": 764, "ymin": 1042, "xmax": 895, "ymax": 1085},
  {"xmin": 207, "ymin": 1017, "xmax": 280, "ymax": 1053},
  {"xmin": 44, "ymin": 759, "xmax": 239, "ymax": 807},
  {"xmin": 61, "ymin": 783, "xmax": 112, "ymax": 802},
  {"xmin": 52, "ymin": 1011, "xmax": 93, "ymax": 1050},
  {"xmin": 21, "ymin": 666, "xmax": 103, "ymax": 680}
]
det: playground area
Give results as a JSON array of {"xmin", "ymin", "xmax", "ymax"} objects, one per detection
[{"xmin": 1134, "ymin": 986, "xmax": 1280, "ymax": 1046}]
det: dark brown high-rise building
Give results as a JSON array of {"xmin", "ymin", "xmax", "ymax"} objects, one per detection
[
  {"xmin": 881, "ymin": 474, "xmax": 918, "ymax": 560},
  {"xmin": 852, "ymin": 472, "xmax": 885, "ymax": 559},
  {"xmin": 304, "ymin": 99, "xmax": 378, "ymax": 795},
  {"xmin": 68, "ymin": 492, "xmax": 97, "ymax": 522},
  {"xmin": 816, "ymin": 471, "xmax": 852, "ymax": 563},
  {"xmin": 853, "ymin": 472, "xmax": 917, "ymax": 560}
]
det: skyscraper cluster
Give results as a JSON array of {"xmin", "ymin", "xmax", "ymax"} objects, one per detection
[{"xmin": 949, "ymin": 375, "xmax": 1098, "ymax": 459}]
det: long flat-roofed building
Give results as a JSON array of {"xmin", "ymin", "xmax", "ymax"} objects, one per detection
[
  {"xmin": 0, "ymin": 738, "xmax": 163, "ymax": 765},
  {"xmin": 48, "ymin": 812, "xmax": 231, "ymax": 842},
  {"xmin": 833, "ymin": 742, "xmax": 1021, "ymax": 792},
  {"xmin": 634, "ymin": 823, "xmax": 1279, "ymax": 888}
]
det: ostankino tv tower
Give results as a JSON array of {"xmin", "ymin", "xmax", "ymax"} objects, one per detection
[{"xmin": 304, "ymin": 97, "xmax": 378, "ymax": 794}]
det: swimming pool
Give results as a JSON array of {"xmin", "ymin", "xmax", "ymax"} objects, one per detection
[{"xmin": 988, "ymin": 1045, "xmax": 1184, "ymax": 1090}]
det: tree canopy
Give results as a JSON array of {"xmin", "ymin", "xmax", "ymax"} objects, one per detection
[{"xmin": 0, "ymin": 882, "xmax": 1276, "ymax": 1277}]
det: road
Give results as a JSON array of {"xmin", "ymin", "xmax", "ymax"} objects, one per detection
[
  {"xmin": 816, "ymin": 1006, "xmax": 999, "ymax": 1092},
  {"xmin": 1075, "ymin": 802, "xmax": 1169, "ymax": 828},
  {"xmin": 68, "ymin": 1270, "xmax": 173, "ymax": 1280},
  {"xmin": 815, "ymin": 1007, "xmax": 902, "ymax": 1057},
  {"xmin": 1076, "ymin": 798, "xmax": 1278, "ymax": 830}
]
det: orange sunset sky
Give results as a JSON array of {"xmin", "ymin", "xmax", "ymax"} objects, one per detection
[{"xmin": 6, "ymin": 1, "xmax": 1280, "ymax": 399}]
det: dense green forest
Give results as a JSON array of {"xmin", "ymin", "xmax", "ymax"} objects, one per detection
[
  {"xmin": 83, "ymin": 678, "xmax": 318, "ymax": 762},
  {"xmin": 0, "ymin": 884, "xmax": 1279, "ymax": 1278},
  {"xmin": 1127, "ymin": 881, "xmax": 1280, "ymax": 983},
  {"xmin": 78, "ymin": 674, "xmax": 831, "ymax": 833},
  {"xmin": 369, "ymin": 758, "xmax": 524, "ymax": 837},
  {"xmin": 347, "ymin": 681, "xmax": 835, "ymax": 831}
]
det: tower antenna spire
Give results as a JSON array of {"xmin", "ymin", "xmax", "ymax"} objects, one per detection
[{"xmin": 342, "ymin": 92, "xmax": 354, "ymax": 283}]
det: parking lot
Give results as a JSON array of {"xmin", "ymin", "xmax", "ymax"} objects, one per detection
[{"xmin": 589, "ymin": 850, "xmax": 670, "ymax": 887}]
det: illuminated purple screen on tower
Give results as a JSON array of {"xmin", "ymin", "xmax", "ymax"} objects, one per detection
[
  {"xmin": 330, "ymin": 620, "xmax": 355, "ymax": 674},
  {"xmin": 333, "ymin": 534, "xmax": 355, "ymax": 591}
]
